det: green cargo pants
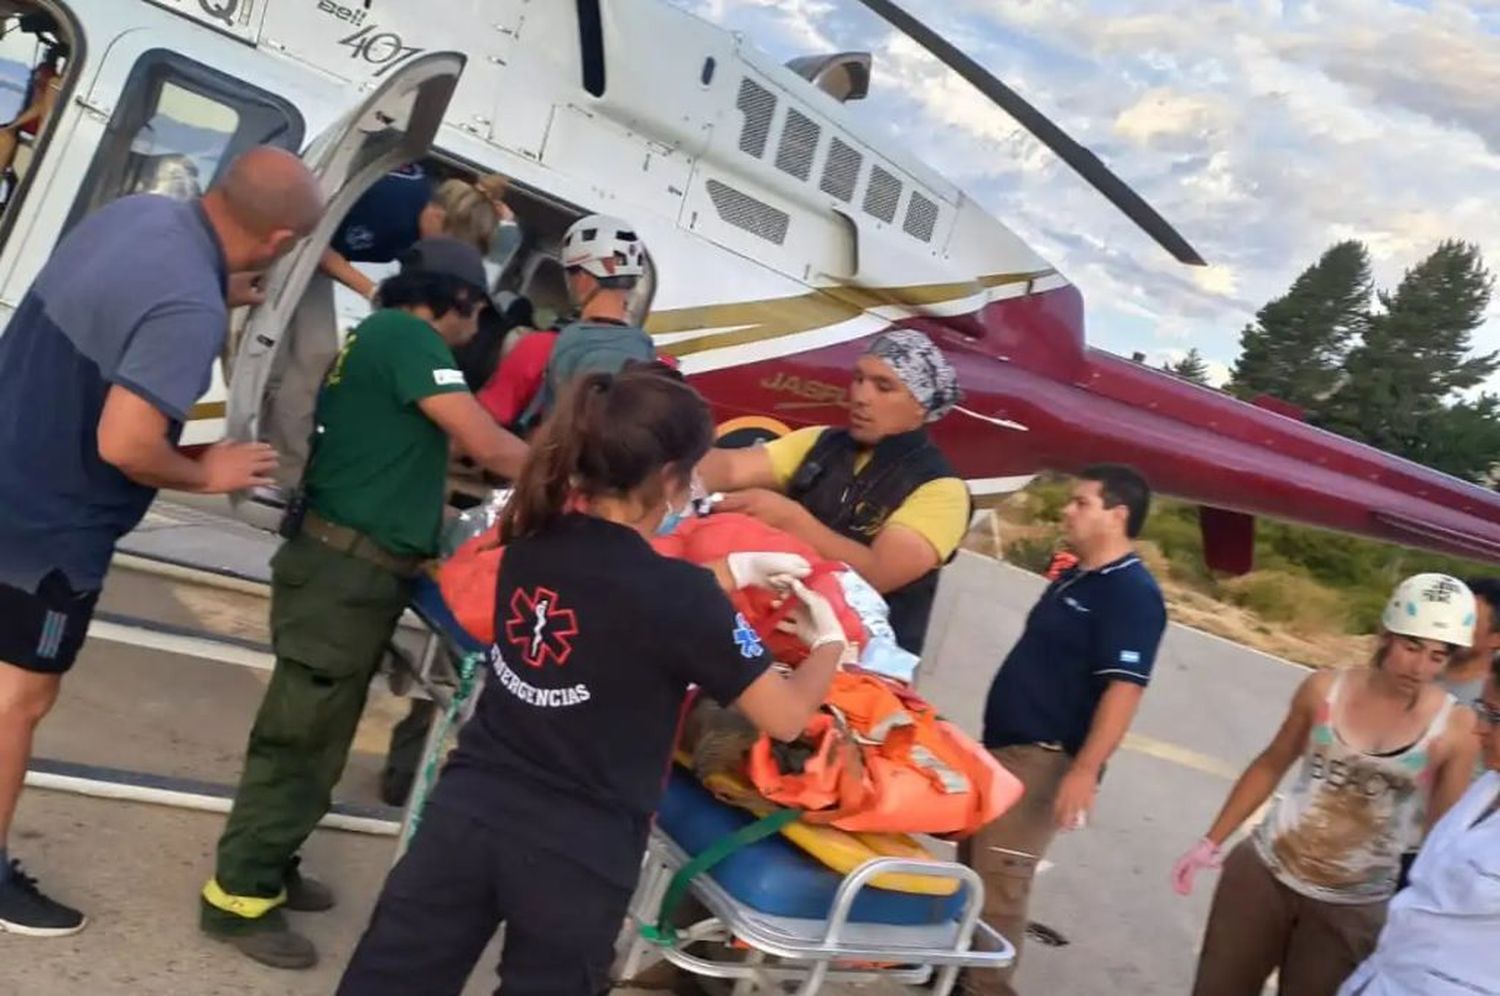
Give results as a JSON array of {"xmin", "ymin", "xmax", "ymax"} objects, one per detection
[{"xmin": 204, "ymin": 534, "xmax": 412, "ymax": 931}]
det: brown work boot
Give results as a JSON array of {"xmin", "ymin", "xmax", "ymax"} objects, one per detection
[
  {"xmin": 202, "ymin": 904, "xmax": 317, "ymax": 970},
  {"xmin": 283, "ymin": 858, "xmax": 336, "ymax": 913}
]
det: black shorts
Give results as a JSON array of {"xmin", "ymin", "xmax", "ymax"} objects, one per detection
[{"xmin": 0, "ymin": 570, "xmax": 100, "ymax": 675}]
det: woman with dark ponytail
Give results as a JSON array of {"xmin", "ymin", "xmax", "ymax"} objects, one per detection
[{"xmin": 339, "ymin": 368, "xmax": 847, "ymax": 996}]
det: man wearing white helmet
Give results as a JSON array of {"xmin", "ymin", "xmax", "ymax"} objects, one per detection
[
  {"xmin": 1170, "ymin": 573, "xmax": 1480, "ymax": 996},
  {"xmin": 477, "ymin": 214, "xmax": 660, "ymax": 434}
]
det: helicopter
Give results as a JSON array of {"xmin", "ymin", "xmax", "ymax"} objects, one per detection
[{"xmin": 0, "ymin": 0, "xmax": 1493, "ymax": 568}]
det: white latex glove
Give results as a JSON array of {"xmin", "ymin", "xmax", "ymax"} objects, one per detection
[
  {"xmin": 783, "ymin": 577, "xmax": 846, "ymax": 652},
  {"xmin": 726, "ymin": 552, "xmax": 812, "ymax": 590}
]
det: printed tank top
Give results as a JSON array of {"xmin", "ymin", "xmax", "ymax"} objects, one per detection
[{"xmin": 1253, "ymin": 671, "xmax": 1454, "ymax": 904}]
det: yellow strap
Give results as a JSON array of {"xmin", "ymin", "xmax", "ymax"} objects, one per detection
[{"xmin": 201, "ymin": 878, "xmax": 287, "ymax": 919}]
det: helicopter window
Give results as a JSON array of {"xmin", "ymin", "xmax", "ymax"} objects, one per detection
[
  {"xmin": 63, "ymin": 49, "xmax": 304, "ymax": 233},
  {"xmin": 128, "ymin": 83, "xmax": 240, "ymax": 200},
  {"xmin": 736, "ymin": 77, "xmax": 776, "ymax": 158},
  {"xmin": 864, "ymin": 164, "xmax": 902, "ymax": 224},
  {"xmin": 707, "ymin": 178, "xmax": 789, "ymax": 246},
  {"xmin": 904, "ymin": 190, "xmax": 939, "ymax": 243},
  {"xmin": 0, "ymin": 3, "xmax": 76, "ymax": 240},
  {"xmin": 775, "ymin": 107, "xmax": 820, "ymax": 182},
  {"xmin": 820, "ymin": 137, "xmax": 862, "ymax": 203}
]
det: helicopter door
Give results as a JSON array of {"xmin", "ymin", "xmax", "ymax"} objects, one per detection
[{"xmin": 225, "ymin": 50, "xmax": 466, "ymax": 532}]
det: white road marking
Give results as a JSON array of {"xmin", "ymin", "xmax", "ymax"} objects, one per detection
[{"xmin": 89, "ymin": 620, "xmax": 275, "ymax": 672}]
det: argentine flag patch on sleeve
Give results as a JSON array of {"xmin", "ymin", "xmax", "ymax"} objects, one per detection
[{"xmin": 1120, "ymin": 650, "xmax": 1141, "ymax": 664}]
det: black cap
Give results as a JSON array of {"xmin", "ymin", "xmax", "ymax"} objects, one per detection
[{"xmin": 398, "ymin": 237, "xmax": 488, "ymax": 293}]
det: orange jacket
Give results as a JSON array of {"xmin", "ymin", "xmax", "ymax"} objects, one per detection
[
  {"xmin": 438, "ymin": 513, "xmax": 863, "ymax": 659},
  {"xmin": 654, "ymin": 514, "xmax": 863, "ymax": 663},
  {"xmin": 746, "ymin": 669, "xmax": 1022, "ymax": 838},
  {"xmin": 438, "ymin": 524, "xmax": 505, "ymax": 644}
]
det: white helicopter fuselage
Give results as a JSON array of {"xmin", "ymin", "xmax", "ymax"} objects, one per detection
[{"xmin": 0, "ymin": 0, "xmax": 1062, "ymax": 477}]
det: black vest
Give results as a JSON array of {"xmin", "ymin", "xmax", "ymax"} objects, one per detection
[{"xmin": 787, "ymin": 428, "xmax": 968, "ymax": 655}]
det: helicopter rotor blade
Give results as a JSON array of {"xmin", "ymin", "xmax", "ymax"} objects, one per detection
[{"xmin": 853, "ymin": 0, "xmax": 1206, "ymax": 266}]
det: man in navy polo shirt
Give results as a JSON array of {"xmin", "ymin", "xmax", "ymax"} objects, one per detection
[
  {"xmin": 963, "ymin": 464, "xmax": 1166, "ymax": 996},
  {"xmin": 0, "ymin": 147, "xmax": 322, "ymax": 937}
]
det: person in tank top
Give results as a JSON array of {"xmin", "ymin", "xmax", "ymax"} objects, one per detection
[
  {"xmin": 1170, "ymin": 573, "xmax": 1481, "ymax": 996},
  {"xmin": 1337, "ymin": 656, "xmax": 1500, "ymax": 996}
]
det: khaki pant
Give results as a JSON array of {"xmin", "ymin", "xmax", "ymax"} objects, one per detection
[
  {"xmin": 1191, "ymin": 840, "xmax": 1386, "ymax": 996},
  {"xmin": 957, "ymin": 744, "xmax": 1073, "ymax": 996}
]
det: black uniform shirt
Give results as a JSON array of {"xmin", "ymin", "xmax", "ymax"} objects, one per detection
[{"xmin": 429, "ymin": 514, "xmax": 773, "ymax": 886}]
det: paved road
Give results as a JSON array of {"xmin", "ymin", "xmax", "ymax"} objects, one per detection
[
  {"xmin": 920, "ymin": 553, "xmax": 1307, "ymax": 995},
  {"xmin": 0, "ymin": 500, "xmax": 1309, "ymax": 995}
]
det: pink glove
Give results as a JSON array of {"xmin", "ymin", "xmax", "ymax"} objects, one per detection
[{"xmin": 1171, "ymin": 838, "xmax": 1223, "ymax": 896}]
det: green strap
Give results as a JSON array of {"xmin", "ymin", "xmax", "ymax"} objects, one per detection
[
  {"xmin": 640, "ymin": 807, "xmax": 800, "ymax": 947},
  {"xmin": 401, "ymin": 650, "xmax": 482, "ymax": 849}
]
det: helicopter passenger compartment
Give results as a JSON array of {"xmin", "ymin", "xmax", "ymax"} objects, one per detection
[
  {"xmin": 0, "ymin": 2, "xmax": 77, "ymax": 234},
  {"xmin": 318, "ymin": 149, "xmax": 657, "ymax": 385},
  {"xmin": 281, "ymin": 149, "xmax": 658, "ymax": 506}
]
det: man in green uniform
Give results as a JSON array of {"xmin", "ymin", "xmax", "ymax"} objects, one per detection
[{"xmin": 201, "ymin": 238, "xmax": 527, "ymax": 969}]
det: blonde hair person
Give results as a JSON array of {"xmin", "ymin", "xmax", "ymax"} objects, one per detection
[
  {"xmin": 319, "ymin": 165, "xmax": 510, "ymax": 302},
  {"xmin": 425, "ymin": 178, "xmax": 500, "ymax": 255}
]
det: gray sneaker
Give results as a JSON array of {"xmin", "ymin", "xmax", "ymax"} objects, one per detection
[{"xmin": 0, "ymin": 861, "xmax": 86, "ymax": 937}]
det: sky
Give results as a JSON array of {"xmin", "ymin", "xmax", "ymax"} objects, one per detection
[{"xmin": 671, "ymin": 0, "xmax": 1500, "ymax": 391}]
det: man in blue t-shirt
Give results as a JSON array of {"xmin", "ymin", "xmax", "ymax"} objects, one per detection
[
  {"xmin": 0, "ymin": 147, "xmax": 321, "ymax": 937},
  {"xmin": 963, "ymin": 464, "xmax": 1167, "ymax": 996}
]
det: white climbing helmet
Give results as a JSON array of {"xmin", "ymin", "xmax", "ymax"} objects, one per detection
[
  {"xmin": 1381, "ymin": 573, "xmax": 1476, "ymax": 647},
  {"xmin": 561, "ymin": 214, "xmax": 646, "ymax": 280}
]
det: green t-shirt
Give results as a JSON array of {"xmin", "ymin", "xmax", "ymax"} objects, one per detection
[{"xmin": 305, "ymin": 309, "xmax": 469, "ymax": 557}]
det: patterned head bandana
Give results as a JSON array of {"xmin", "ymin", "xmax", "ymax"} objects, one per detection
[{"xmin": 865, "ymin": 330, "xmax": 963, "ymax": 423}]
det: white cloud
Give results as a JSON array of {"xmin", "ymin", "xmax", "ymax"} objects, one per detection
[
  {"xmin": 1113, "ymin": 89, "xmax": 1225, "ymax": 147},
  {"xmin": 671, "ymin": 0, "xmax": 1500, "ymax": 394}
]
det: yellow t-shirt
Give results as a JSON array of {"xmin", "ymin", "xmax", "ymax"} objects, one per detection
[{"xmin": 763, "ymin": 427, "xmax": 970, "ymax": 560}]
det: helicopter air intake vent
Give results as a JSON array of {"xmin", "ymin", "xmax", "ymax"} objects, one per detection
[
  {"xmin": 904, "ymin": 191, "xmax": 939, "ymax": 242},
  {"xmin": 820, "ymin": 137, "xmax": 862, "ymax": 203},
  {"xmin": 707, "ymin": 179, "xmax": 790, "ymax": 245},
  {"xmin": 776, "ymin": 108, "xmax": 821, "ymax": 181},
  {"xmin": 864, "ymin": 165, "xmax": 902, "ymax": 224},
  {"xmin": 737, "ymin": 78, "xmax": 777, "ymax": 158}
]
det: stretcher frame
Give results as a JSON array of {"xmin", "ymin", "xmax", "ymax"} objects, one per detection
[
  {"xmin": 397, "ymin": 587, "xmax": 489, "ymax": 856},
  {"xmin": 619, "ymin": 830, "xmax": 1015, "ymax": 995},
  {"xmin": 407, "ymin": 587, "xmax": 1016, "ymax": 993}
]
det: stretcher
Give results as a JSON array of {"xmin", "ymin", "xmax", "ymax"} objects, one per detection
[
  {"xmin": 398, "ymin": 576, "xmax": 489, "ymax": 853},
  {"xmin": 406, "ymin": 576, "xmax": 1015, "ymax": 993},
  {"xmin": 621, "ymin": 835, "xmax": 1013, "ymax": 995}
]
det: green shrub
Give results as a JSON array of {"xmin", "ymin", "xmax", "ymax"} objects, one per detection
[
  {"xmin": 1008, "ymin": 478, "xmax": 1490, "ymax": 635},
  {"xmin": 1222, "ymin": 571, "xmax": 1348, "ymax": 634},
  {"xmin": 1005, "ymin": 532, "xmax": 1061, "ymax": 575},
  {"xmin": 1343, "ymin": 586, "xmax": 1393, "ymax": 635},
  {"xmin": 1029, "ymin": 477, "xmax": 1072, "ymax": 522},
  {"xmin": 1140, "ymin": 501, "xmax": 1203, "ymax": 562}
]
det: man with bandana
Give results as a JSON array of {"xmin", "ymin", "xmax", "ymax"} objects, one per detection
[{"xmin": 698, "ymin": 329, "xmax": 970, "ymax": 656}]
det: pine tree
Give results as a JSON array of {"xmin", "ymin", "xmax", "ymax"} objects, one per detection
[
  {"xmin": 1404, "ymin": 395, "xmax": 1500, "ymax": 483},
  {"xmin": 1229, "ymin": 241, "xmax": 1372, "ymax": 407},
  {"xmin": 1164, "ymin": 348, "xmax": 1211, "ymax": 385},
  {"xmin": 1318, "ymin": 240, "xmax": 1499, "ymax": 462}
]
